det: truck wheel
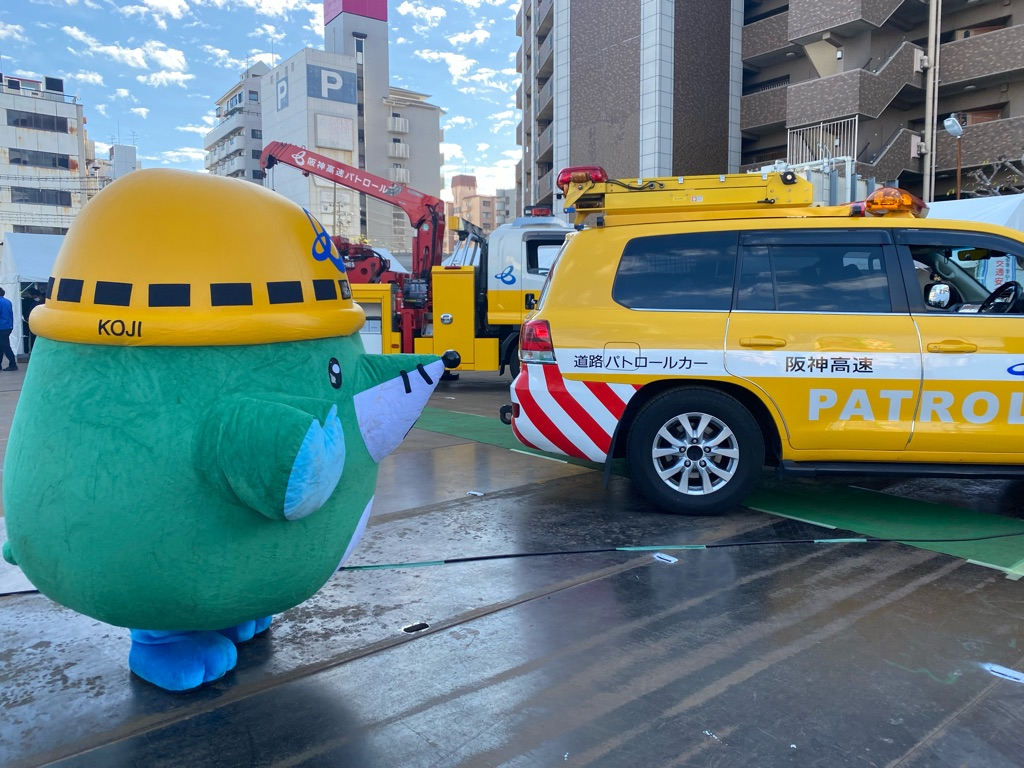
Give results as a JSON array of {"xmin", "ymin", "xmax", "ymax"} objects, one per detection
[
  {"xmin": 508, "ymin": 354, "xmax": 521, "ymax": 379},
  {"xmin": 626, "ymin": 388, "xmax": 764, "ymax": 516}
]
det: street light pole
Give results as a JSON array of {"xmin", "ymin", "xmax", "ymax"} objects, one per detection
[{"xmin": 943, "ymin": 114, "xmax": 964, "ymax": 199}]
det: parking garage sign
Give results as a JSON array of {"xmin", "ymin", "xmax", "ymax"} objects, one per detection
[{"xmin": 306, "ymin": 65, "xmax": 356, "ymax": 104}]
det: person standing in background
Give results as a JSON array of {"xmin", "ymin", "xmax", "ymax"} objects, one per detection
[{"xmin": 0, "ymin": 287, "xmax": 18, "ymax": 371}]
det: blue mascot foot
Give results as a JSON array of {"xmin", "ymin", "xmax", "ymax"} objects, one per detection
[
  {"xmin": 129, "ymin": 629, "xmax": 238, "ymax": 691},
  {"xmin": 217, "ymin": 615, "xmax": 273, "ymax": 644}
]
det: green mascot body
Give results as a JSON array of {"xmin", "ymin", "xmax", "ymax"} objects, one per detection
[{"xmin": 1, "ymin": 169, "xmax": 448, "ymax": 690}]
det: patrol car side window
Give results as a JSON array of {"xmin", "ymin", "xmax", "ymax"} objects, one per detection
[
  {"xmin": 612, "ymin": 232, "xmax": 737, "ymax": 311},
  {"xmin": 737, "ymin": 244, "xmax": 891, "ymax": 313}
]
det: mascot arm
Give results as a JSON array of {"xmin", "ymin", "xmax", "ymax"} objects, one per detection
[
  {"xmin": 2, "ymin": 540, "xmax": 16, "ymax": 566},
  {"xmin": 196, "ymin": 395, "xmax": 346, "ymax": 522}
]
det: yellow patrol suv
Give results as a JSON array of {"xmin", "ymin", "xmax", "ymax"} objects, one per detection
[{"xmin": 508, "ymin": 166, "xmax": 1024, "ymax": 515}]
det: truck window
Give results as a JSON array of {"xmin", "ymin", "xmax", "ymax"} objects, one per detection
[
  {"xmin": 527, "ymin": 241, "xmax": 565, "ymax": 275},
  {"xmin": 612, "ymin": 231, "xmax": 737, "ymax": 311}
]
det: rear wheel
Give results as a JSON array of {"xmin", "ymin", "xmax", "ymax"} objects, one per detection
[{"xmin": 626, "ymin": 388, "xmax": 764, "ymax": 515}]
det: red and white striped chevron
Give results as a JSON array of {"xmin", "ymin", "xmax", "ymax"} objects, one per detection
[{"xmin": 511, "ymin": 363, "xmax": 640, "ymax": 462}]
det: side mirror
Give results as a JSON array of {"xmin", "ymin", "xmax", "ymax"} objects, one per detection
[
  {"xmin": 524, "ymin": 293, "xmax": 537, "ymax": 310},
  {"xmin": 926, "ymin": 283, "xmax": 951, "ymax": 308}
]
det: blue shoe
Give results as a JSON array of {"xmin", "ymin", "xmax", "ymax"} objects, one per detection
[
  {"xmin": 216, "ymin": 615, "xmax": 273, "ymax": 644},
  {"xmin": 128, "ymin": 629, "xmax": 238, "ymax": 691}
]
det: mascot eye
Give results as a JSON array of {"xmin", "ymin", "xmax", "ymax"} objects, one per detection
[{"xmin": 328, "ymin": 358, "xmax": 342, "ymax": 389}]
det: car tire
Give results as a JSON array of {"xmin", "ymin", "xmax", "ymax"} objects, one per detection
[{"xmin": 626, "ymin": 388, "xmax": 764, "ymax": 516}]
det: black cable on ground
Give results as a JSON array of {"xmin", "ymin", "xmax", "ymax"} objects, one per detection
[{"xmin": 4, "ymin": 529, "xmax": 1024, "ymax": 597}]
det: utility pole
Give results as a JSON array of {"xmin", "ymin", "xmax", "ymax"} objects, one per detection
[{"xmin": 922, "ymin": 0, "xmax": 942, "ymax": 202}]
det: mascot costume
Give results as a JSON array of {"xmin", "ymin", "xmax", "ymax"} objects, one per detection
[{"xmin": 1, "ymin": 169, "xmax": 452, "ymax": 691}]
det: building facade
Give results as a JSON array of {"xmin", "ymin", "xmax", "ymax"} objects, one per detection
[
  {"xmin": 515, "ymin": 0, "xmax": 741, "ymax": 213},
  {"xmin": 220, "ymin": 0, "xmax": 445, "ymax": 256},
  {"xmin": 517, "ymin": 0, "xmax": 1024, "ymax": 207},
  {"xmin": 0, "ymin": 75, "xmax": 89, "ymax": 236},
  {"xmin": 495, "ymin": 187, "xmax": 515, "ymax": 226},
  {"xmin": 742, "ymin": 0, "xmax": 1024, "ymax": 200},
  {"xmin": 444, "ymin": 173, "xmax": 499, "ymax": 252},
  {"xmin": 204, "ymin": 62, "xmax": 270, "ymax": 184}
]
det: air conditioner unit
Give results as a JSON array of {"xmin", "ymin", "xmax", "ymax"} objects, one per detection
[{"xmin": 954, "ymin": 29, "xmax": 973, "ymax": 41}]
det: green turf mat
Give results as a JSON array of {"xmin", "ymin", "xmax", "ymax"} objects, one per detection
[
  {"xmin": 746, "ymin": 485, "xmax": 1024, "ymax": 576},
  {"xmin": 416, "ymin": 407, "xmax": 1024, "ymax": 576}
]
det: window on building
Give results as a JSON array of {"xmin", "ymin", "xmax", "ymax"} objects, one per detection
[
  {"xmin": 613, "ymin": 232, "xmax": 738, "ymax": 310},
  {"xmin": 251, "ymin": 149, "xmax": 261, "ymax": 160},
  {"xmin": 8, "ymin": 148, "xmax": 71, "ymax": 169},
  {"xmin": 6, "ymin": 110, "xmax": 69, "ymax": 133},
  {"xmin": 252, "ymin": 170, "xmax": 264, "ymax": 180},
  {"xmin": 248, "ymin": 90, "xmax": 259, "ymax": 101},
  {"xmin": 14, "ymin": 224, "xmax": 68, "ymax": 235},
  {"xmin": 482, "ymin": 200, "xmax": 491, "ymax": 207},
  {"xmin": 251, "ymin": 129, "xmax": 262, "ymax": 139},
  {"xmin": 12, "ymin": 186, "xmax": 73, "ymax": 207}
]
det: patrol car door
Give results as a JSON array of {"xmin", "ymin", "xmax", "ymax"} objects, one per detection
[
  {"xmin": 725, "ymin": 230, "xmax": 920, "ymax": 452},
  {"xmin": 895, "ymin": 230, "xmax": 1024, "ymax": 456}
]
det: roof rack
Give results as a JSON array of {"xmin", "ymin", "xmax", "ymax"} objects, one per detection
[{"xmin": 557, "ymin": 167, "xmax": 821, "ymax": 226}]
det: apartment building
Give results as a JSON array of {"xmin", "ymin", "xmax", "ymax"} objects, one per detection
[
  {"xmin": 0, "ymin": 75, "xmax": 90, "ymax": 236},
  {"xmin": 495, "ymin": 188, "xmax": 515, "ymax": 226},
  {"xmin": 742, "ymin": 0, "xmax": 1024, "ymax": 199},
  {"xmin": 444, "ymin": 174, "xmax": 499, "ymax": 252},
  {"xmin": 204, "ymin": 62, "xmax": 270, "ymax": 184},
  {"xmin": 515, "ymin": 0, "xmax": 739, "ymax": 213},
  {"xmin": 517, "ymin": 0, "xmax": 1024, "ymax": 208}
]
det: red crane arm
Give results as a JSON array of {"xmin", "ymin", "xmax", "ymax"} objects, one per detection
[{"xmin": 259, "ymin": 141, "xmax": 445, "ymax": 277}]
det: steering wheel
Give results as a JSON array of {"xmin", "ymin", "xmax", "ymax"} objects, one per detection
[{"xmin": 979, "ymin": 280, "xmax": 1023, "ymax": 314}]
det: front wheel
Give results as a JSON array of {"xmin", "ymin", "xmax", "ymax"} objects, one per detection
[{"xmin": 626, "ymin": 388, "xmax": 764, "ymax": 516}]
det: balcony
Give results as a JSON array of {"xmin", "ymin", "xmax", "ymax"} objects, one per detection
[
  {"xmin": 536, "ymin": 35, "xmax": 554, "ymax": 78},
  {"xmin": 534, "ymin": 168, "xmax": 554, "ymax": 201},
  {"xmin": 743, "ymin": 12, "xmax": 798, "ymax": 66},
  {"xmin": 536, "ymin": 123, "xmax": 553, "ymax": 161},
  {"xmin": 203, "ymin": 111, "xmax": 247, "ymax": 151},
  {"xmin": 740, "ymin": 84, "xmax": 788, "ymax": 132},
  {"xmin": 388, "ymin": 116, "xmax": 409, "ymax": 133},
  {"xmin": 516, "ymin": 46, "xmax": 523, "ymax": 74},
  {"xmin": 938, "ymin": 26, "xmax": 1024, "ymax": 90},
  {"xmin": 536, "ymin": 0, "xmax": 554, "ymax": 36},
  {"xmin": 856, "ymin": 128, "xmax": 923, "ymax": 183},
  {"xmin": 787, "ymin": 41, "xmax": 923, "ymax": 127},
  {"xmin": 515, "ymin": 3, "xmax": 522, "ymax": 36},
  {"xmin": 389, "ymin": 167, "xmax": 411, "ymax": 184},
  {"xmin": 388, "ymin": 142, "xmax": 410, "ymax": 159},
  {"xmin": 516, "ymin": 82, "xmax": 522, "ymax": 110},
  {"xmin": 535, "ymin": 78, "xmax": 554, "ymax": 121},
  {"xmin": 788, "ymin": 0, "xmax": 905, "ymax": 45}
]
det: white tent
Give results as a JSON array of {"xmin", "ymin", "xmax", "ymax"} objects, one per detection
[
  {"xmin": 928, "ymin": 195, "xmax": 1024, "ymax": 291},
  {"xmin": 0, "ymin": 233, "xmax": 63, "ymax": 356}
]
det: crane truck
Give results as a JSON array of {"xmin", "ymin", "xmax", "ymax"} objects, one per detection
[{"xmin": 259, "ymin": 141, "xmax": 571, "ymax": 376}]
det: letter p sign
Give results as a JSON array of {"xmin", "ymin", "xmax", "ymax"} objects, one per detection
[{"xmin": 277, "ymin": 75, "xmax": 289, "ymax": 111}]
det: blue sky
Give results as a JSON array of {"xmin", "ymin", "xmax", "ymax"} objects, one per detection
[{"xmin": 0, "ymin": 0, "xmax": 522, "ymax": 195}]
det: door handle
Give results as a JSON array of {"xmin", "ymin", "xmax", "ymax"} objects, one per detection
[
  {"xmin": 739, "ymin": 336, "xmax": 786, "ymax": 348},
  {"xmin": 926, "ymin": 340, "xmax": 978, "ymax": 353}
]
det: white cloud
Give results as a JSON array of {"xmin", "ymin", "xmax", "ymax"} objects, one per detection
[
  {"xmin": 449, "ymin": 22, "xmax": 490, "ymax": 47},
  {"xmin": 61, "ymin": 28, "xmax": 188, "ymax": 73},
  {"xmin": 130, "ymin": 107, "xmax": 150, "ymax": 118},
  {"xmin": 72, "ymin": 71, "xmax": 105, "ymax": 86},
  {"xmin": 136, "ymin": 71, "xmax": 195, "ymax": 87},
  {"xmin": 176, "ymin": 115, "xmax": 218, "ymax": 135},
  {"xmin": 490, "ymin": 110, "xmax": 516, "ymax": 133},
  {"xmin": 250, "ymin": 23, "xmax": 286, "ymax": 42},
  {"xmin": 414, "ymin": 50, "xmax": 475, "ymax": 82},
  {"xmin": 159, "ymin": 146, "xmax": 206, "ymax": 164},
  {"xmin": 396, "ymin": 2, "xmax": 446, "ymax": 34},
  {"xmin": 202, "ymin": 45, "xmax": 276, "ymax": 70},
  {"xmin": 441, "ymin": 142, "xmax": 465, "ymax": 161},
  {"xmin": 444, "ymin": 115, "xmax": 474, "ymax": 130},
  {"xmin": 95, "ymin": 104, "xmax": 108, "ymax": 116},
  {"xmin": 0, "ymin": 23, "xmax": 28, "ymax": 42},
  {"xmin": 113, "ymin": 88, "xmax": 135, "ymax": 100},
  {"xmin": 477, "ymin": 143, "xmax": 490, "ymax": 153}
]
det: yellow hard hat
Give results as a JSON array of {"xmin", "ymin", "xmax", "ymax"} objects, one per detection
[{"xmin": 30, "ymin": 168, "xmax": 364, "ymax": 347}]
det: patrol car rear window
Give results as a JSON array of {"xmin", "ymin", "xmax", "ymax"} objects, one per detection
[
  {"xmin": 612, "ymin": 232, "xmax": 737, "ymax": 311},
  {"xmin": 737, "ymin": 244, "xmax": 891, "ymax": 313}
]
